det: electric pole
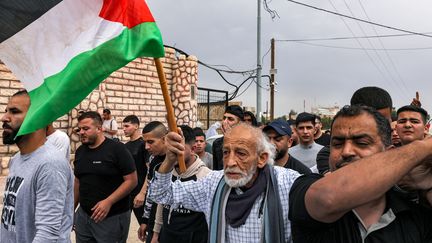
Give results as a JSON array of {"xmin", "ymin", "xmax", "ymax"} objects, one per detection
[
  {"xmin": 270, "ymin": 38, "xmax": 275, "ymax": 121},
  {"xmin": 256, "ymin": 0, "xmax": 262, "ymax": 120}
]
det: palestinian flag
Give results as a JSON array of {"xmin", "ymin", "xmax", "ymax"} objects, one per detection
[{"xmin": 0, "ymin": 0, "xmax": 165, "ymax": 136}]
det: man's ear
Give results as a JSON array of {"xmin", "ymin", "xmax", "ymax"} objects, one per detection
[
  {"xmin": 287, "ymin": 137, "xmax": 293, "ymax": 148},
  {"xmin": 257, "ymin": 152, "xmax": 268, "ymax": 169}
]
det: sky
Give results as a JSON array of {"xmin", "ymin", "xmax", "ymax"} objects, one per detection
[{"xmin": 148, "ymin": 0, "xmax": 432, "ymax": 118}]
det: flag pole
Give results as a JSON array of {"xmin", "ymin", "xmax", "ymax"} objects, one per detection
[{"xmin": 154, "ymin": 58, "xmax": 186, "ymax": 173}]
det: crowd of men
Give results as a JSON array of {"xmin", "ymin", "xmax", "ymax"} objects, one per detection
[{"xmin": 1, "ymin": 86, "xmax": 431, "ymax": 243}]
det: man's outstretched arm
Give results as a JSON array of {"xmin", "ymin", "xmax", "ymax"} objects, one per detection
[{"xmin": 305, "ymin": 139, "xmax": 432, "ymax": 223}]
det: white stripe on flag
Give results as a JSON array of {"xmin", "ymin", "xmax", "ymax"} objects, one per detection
[{"xmin": 0, "ymin": 0, "xmax": 125, "ymax": 91}]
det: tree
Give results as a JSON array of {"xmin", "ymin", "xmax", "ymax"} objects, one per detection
[{"xmin": 321, "ymin": 117, "xmax": 332, "ymax": 130}]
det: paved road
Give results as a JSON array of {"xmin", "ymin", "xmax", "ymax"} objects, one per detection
[{"xmin": 0, "ymin": 176, "xmax": 144, "ymax": 243}]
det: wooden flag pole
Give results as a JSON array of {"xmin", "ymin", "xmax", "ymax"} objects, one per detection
[{"xmin": 154, "ymin": 58, "xmax": 186, "ymax": 173}]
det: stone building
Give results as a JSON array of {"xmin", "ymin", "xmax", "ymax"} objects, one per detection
[{"xmin": 0, "ymin": 47, "xmax": 198, "ymax": 175}]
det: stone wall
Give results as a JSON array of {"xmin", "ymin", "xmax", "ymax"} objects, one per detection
[{"xmin": 0, "ymin": 48, "xmax": 198, "ymax": 175}]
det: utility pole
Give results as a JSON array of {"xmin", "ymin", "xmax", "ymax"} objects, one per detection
[
  {"xmin": 270, "ymin": 38, "xmax": 275, "ymax": 121},
  {"xmin": 256, "ymin": 0, "xmax": 262, "ymax": 120}
]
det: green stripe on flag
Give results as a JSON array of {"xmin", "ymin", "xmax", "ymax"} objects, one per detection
[{"xmin": 18, "ymin": 22, "xmax": 164, "ymax": 136}]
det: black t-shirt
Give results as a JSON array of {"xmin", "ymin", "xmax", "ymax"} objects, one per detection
[
  {"xmin": 125, "ymin": 137, "xmax": 149, "ymax": 195},
  {"xmin": 160, "ymin": 175, "xmax": 208, "ymax": 243},
  {"xmin": 212, "ymin": 137, "xmax": 224, "ymax": 170},
  {"xmin": 289, "ymin": 174, "xmax": 432, "ymax": 243},
  {"xmin": 315, "ymin": 133, "xmax": 331, "ymax": 146},
  {"xmin": 316, "ymin": 145, "xmax": 330, "ymax": 174},
  {"xmin": 74, "ymin": 138, "xmax": 136, "ymax": 217},
  {"xmin": 285, "ymin": 155, "xmax": 312, "ymax": 175}
]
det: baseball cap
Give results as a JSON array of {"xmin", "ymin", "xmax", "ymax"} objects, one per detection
[{"xmin": 263, "ymin": 119, "xmax": 292, "ymax": 137}]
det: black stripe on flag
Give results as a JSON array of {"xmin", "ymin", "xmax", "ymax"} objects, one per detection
[{"xmin": 0, "ymin": 0, "xmax": 62, "ymax": 43}]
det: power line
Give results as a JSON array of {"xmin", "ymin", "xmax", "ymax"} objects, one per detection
[
  {"xmin": 164, "ymin": 45, "xmax": 257, "ymax": 97},
  {"xmin": 276, "ymin": 32, "xmax": 432, "ymax": 42},
  {"xmin": 165, "ymin": 45, "xmax": 256, "ymax": 75},
  {"xmin": 263, "ymin": 0, "xmax": 280, "ymax": 19},
  {"xmin": 326, "ymin": 0, "xmax": 395, "ymax": 99},
  {"xmin": 291, "ymin": 41, "xmax": 432, "ymax": 51},
  {"xmin": 317, "ymin": 0, "xmax": 409, "ymax": 103},
  {"xmin": 355, "ymin": 0, "xmax": 410, "ymax": 97},
  {"xmin": 285, "ymin": 0, "xmax": 432, "ymax": 38},
  {"xmin": 340, "ymin": 0, "xmax": 409, "ymax": 101},
  {"xmin": 234, "ymin": 79, "xmax": 255, "ymax": 98}
]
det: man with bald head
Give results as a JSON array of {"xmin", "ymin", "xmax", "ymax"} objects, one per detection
[{"xmin": 149, "ymin": 123, "xmax": 300, "ymax": 243}]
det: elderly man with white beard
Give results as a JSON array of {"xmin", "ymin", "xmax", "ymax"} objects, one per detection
[{"xmin": 149, "ymin": 123, "xmax": 300, "ymax": 243}]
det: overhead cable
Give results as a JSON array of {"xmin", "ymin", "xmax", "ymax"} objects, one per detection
[
  {"xmin": 276, "ymin": 32, "xmax": 432, "ymax": 42},
  {"xmin": 286, "ymin": 0, "xmax": 432, "ymax": 38},
  {"xmin": 291, "ymin": 41, "xmax": 432, "ymax": 51}
]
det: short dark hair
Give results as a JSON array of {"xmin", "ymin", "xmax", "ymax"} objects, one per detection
[
  {"xmin": 180, "ymin": 125, "xmax": 195, "ymax": 146},
  {"xmin": 103, "ymin": 108, "xmax": 111, "ymax": 114},
  {"xmin": 295, "ymin": 112, "xmax": 316, "ymax": 126},
  {"xmin": 225, "ymin": 105, "xmax": 244, "ymax": 120},
  {"xmin": 397, "ymin": 105, "xmax": 429, "ymax": 124},
  {"xmin": 315, "ymin": 115, "xmax": 322, "ymax": 122},
  {"xmin": 331, "ymin": 105, "xmax": 391, "ymax": 147},
  {"xmin": 12, "ymin": 89, "xmax": 29, "ymax": 97},
  {"xmin": 193, "ymin": 127, "xmax": 206, "ymax": 138},
  {"xmin": 78, "ymin": 111, "xmax": 103, "ymax": 126},
  {"xmin": 142, "ymin": 121, "xmax": 167, "ymax": 137},
  {"xmin": 123, "ymin": 115, "xmax": 140, "ymax": 125},
  {"xmin": 350, "ymin": 86, "xmax": 393, "ymax": 110},
  {"xmin": 244, "ymin": 111, "xmax": 258, "ymax": 126}
]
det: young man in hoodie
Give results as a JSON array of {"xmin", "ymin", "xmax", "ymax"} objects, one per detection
[
  {"xmin": 139, "ymin": 121, "xmax": 167, "ymax": 242},
  {"xmin": 155, "ymin": 125, "xmax": 211, "ymax": 243}
]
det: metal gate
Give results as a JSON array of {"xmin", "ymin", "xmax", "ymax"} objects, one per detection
[{"xmin": 197, "ymin": 87, "xmax": 228, "ymax": 129}]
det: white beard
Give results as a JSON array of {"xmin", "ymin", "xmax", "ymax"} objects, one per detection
[{"xmin": 224, "ymin": 165, "xmax": 257, "ymax": 188}]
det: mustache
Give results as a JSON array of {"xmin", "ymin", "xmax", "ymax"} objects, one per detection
[
  {"xmin": 335, "ymin": 157, "xmax": 355, "ymax": 169},
  {"xmin": 2, "ymin": 123, "xmax": 12, "ymax": 130},
  {"xmin": 224, "ymin": 167, "xmax": 247, "ymax": 176}
]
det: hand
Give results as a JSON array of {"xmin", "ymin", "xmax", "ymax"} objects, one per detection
[
  {"xmin": 411, "ymin": 91, "xmax": 422, "ymax": 107},
  {"xmin": 91, "ymin": 199, "xmax": 112, "ymax": 223},
  {"xmin": 164, "ymin": 130, "xmax": 185, "ymax": 167},
  {"xmin": 138, "ymin": 224, "xmax": 147, "ymax": 242},
  {"xmin": 150, "ymin": 232, "xmax": 159, "ymax": 243},
  {"xmin": 134, "ymin": 193, "xmax": 145, "ymax": 208},
  {"xmin": 399, "ymin": 163, "xmax": 432, "ymax": 191},
  {"xmin": 221, "ymin": 120, "xmax": 232, "ymax": 134}
]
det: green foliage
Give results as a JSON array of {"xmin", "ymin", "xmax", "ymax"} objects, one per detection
[{"xmin": 320, "ymin": 117, "xmax": 332, "ymax": 130}]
